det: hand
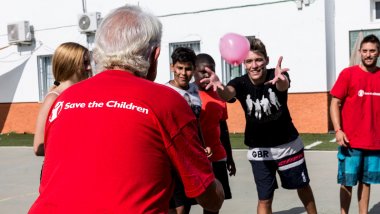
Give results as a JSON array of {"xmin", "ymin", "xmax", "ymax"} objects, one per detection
[
  {"xmin": 335, "ymin": 130, "xmax": 350, "ymax": 147},
  {"xmin": 226, "ymin": 159, "xmax": 236, "ymax": 176},
  {"xmin": 204, "ymin": 147, "xmax": 213, "ymax": 158},
  {"xmin": 265, "ymin": 56, "xmax": 289, "ymax": 85},
  {"xmin": 200, "ymin": 67, "xmax": 224, "ymax": 91}
]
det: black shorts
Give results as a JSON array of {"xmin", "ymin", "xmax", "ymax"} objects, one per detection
[
  {"xmin": 169, "ymin": 174, "xmax": 197, "ymax": 208},
  {"xmin": 212, "ymin": 161, "xmax": 232, "ymax": 199},
  {"xmin": 247, "ymin": 137, "xmax": 311, "ymax": 200}
]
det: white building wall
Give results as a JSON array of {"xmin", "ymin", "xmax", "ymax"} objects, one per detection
[
  {"xmin": 1, "ymin": 0, "xmax": 377, "ymax": 103},
  {"xmin": 0, "ymin": 0, "xmax": 126, "ymax": 103},
  {"xmin": 135, "ymin": 0, "xmax": 329, "ymax": 93},
  {"xmin": 334, "ymin": 0, "xmax": 380, "ymax": 80}
]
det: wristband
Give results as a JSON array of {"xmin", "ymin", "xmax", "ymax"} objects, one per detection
[{"xmin": 335, "ymin": 128, "xmax": 341, "ymax": 133}]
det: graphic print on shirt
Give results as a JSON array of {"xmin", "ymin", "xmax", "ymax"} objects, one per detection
[
  {"xmin": 260, "ymin": 95, "xmax": 271, "ymax": 115},
  {"xmin": 254, "ymin": 98, "xmax": 262, "ymax": 119},
  {"xmin": 268, "ymin": 88, "xmax": 281, "ymax": 110},
  {"xmin": 49, "ymin": 101, "xmax": 63, "ymax": 122},
  {"xmin": 185, "ymin": 92, "xmax": 201, "ymax": 118},
  {"xmin": 165, "ymin": 82, "xmax": 202, "ymax": 118},
  {"xmin": 246, "ymin": 94, "xmax": 253, "ymax": 116},
  {"xmin": 245, "ymin": 88, "xmax": 282, "ymax": 122}
]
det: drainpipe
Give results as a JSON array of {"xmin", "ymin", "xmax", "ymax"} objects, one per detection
[{"xmin": 82, "ymin": 0, "xmax": 87, "ymax": 13}]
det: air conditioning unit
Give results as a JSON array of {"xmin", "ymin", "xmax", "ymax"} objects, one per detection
[
  {"xmin": 78, "ymin": 12, "xmax": 101, "ymax": 33},
  {"xmin": 7, "ymin": 21, "xmax": 32, "ymax": 44}
]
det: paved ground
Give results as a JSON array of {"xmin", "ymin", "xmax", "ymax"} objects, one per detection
[{"xmin": 1, "ymin": 147, "xmax": 380, "ymax": 214}]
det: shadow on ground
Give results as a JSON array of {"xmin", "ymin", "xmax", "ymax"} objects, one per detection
[
  {"xmin": 274, "ymin": 207, "xmax": 304, "ymax": 214},
  {"xmin": 369, "ymin": 201, "xmax": 380, "ymax": 214},
  {"xmin": 272, "ymin": 201, "xmax": 380, "ymax": 214}
]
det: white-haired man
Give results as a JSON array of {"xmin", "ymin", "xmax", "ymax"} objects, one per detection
[{"xmin": 29, "ymin": 5, "xmax": 224, "ymax": 214}]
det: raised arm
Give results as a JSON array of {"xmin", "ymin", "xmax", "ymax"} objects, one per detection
[{"xmin": 265, "ymin": 56, "xmax": 290, "ymax": 92}]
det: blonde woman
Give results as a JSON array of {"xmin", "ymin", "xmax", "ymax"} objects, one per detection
[{"xmin": 33, "ymin": 42, "xmax": 92, "ymax": 156}]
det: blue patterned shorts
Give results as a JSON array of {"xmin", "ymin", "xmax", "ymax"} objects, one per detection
[{"xmin": 337, "ymin": 146, "xmax": 380, "ymax": 186}]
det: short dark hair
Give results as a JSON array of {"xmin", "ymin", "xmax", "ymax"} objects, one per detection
[
  {"xmin": 360, "ymin": 34, "xmax": 380, "ymax": 50},
  {"xmin": 171, "ymin": 47, "xmax": 196, "ymax": 66},
  {"xmin": 195, "ymin": 53, "xmax": 215, "ymax": 71}
]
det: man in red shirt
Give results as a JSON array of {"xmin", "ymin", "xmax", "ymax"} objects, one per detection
[
  {"xmin": 28, "ymin": 5, "xmax": 224, "ymax": 214},
  {"xmin": 330, "ymin": 34, "xmax": 380, "ymax": 214}
]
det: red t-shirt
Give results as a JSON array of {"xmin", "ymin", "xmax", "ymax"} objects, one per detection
[
  {"xmin": 29, "ymin": 70, "xmax": 214, "ymax": 214},
  {"xmin": 199, "ymin": 90, "xmax": 227, "ymax": 162},
  {"xmin": 330, "ymin": 65, "xmax": 380, "ymax": 150}
]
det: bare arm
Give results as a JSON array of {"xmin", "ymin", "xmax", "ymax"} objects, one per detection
[
  {"xmin": 265, "ymin": 56, "xmax": 290, "ymax": 92},
  {"xmin": 330, "ymin": 97, "xmax": 349, "ymax": 147},
  {"xmin": 33, "ymin": 93, "xmax": 58, "ymax": 156},
  {"xmin": 217, "ymin": 85, "xmax": 236, "ymax": 102},
  {"xmin": 201, "ymin": 67, "xmax": 236, "ymax": 101},
  {"xmin": 220, "ymin": 120, "xmax": 236, "ymax": 176},
  {"xmin": 195, "ymin": 179, "xmax": 225, "ymax": 212}
]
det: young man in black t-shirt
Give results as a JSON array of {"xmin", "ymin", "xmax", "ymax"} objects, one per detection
[{"xmin": 202, "ymin": 38, "xmax": 317, "ymax": 214}]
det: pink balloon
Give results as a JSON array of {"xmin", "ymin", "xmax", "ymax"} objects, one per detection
[{"xmin": 219, "ymin": 33, "xmax": 250, "ymax": 66}]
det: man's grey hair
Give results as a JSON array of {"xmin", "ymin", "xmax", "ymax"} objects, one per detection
[{"xmin": 93, "ymin": 5, "xmax": 162, "ymax": 77}]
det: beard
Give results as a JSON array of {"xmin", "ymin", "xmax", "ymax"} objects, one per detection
[{"xmin": 361, "ymin": 57, "xmax": 378, "ymax": 69}]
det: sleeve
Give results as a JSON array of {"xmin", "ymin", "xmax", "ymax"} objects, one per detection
[
  {"xmin": 330, "ymin": 69, "xmax": 350, "ymax": 100},
  {"xmin": 166, "ymin": 120, "xmax": 215, "ymax": 198}
]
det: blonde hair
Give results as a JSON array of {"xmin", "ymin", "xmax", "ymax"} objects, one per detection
[{"xmin": 52, "ymin": 42, "xmax": 89, "ymax": 81}]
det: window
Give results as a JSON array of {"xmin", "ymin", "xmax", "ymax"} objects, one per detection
[
  {"xmin": 349, "ymin": 29, "xmax": 380, "ymax": 66},
  {"xmin": 371, "ymin": 0, "xmax": 380, "ymax": 21},
  {"xmin": 221, "ymin": 36, "xmax": 254, "ymax": 85},
  {"xmin": 221, "ymin": 63, "xmax": 244, "ymax": 85},
  {"xmin": 169, "ymin": 41, "xmax": 201, "ymax": 60},
  {"xmin": 37, "ymin": 55, "xmax": 53, "ymax": 101},
  {"xmin": 168, "ymin": 41, "xmax": 200, "ymax": 79}
]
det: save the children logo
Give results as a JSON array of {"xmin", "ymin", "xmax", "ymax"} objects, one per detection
[
  {"xmin": 49, "ymin": 101, "xmax": 64, "ymax": 122},
  {"xmin": 48, "ymin": 100, "xmax": 149, "ymax": 123},
  {"xmin": 357, "ymin": 89, "xmax": 380, "ymax": 97},
  {"xmin": 358, "ymin": 90, "xmax": 365, "ymax": 97}
]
